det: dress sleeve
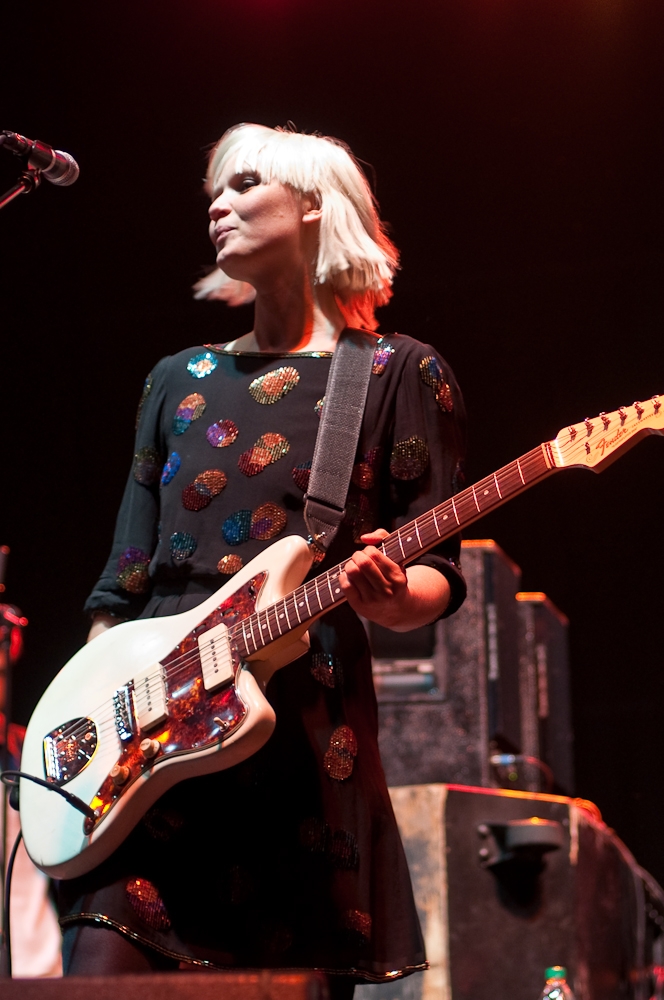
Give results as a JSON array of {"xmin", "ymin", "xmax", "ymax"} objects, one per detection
[
  {"xmin": 84, "ymin": 356, "xmax": 171, "ymax": 620},
  {"xmin": 388, "ymin": 341, "xmax": 467, "ymax": 619}
]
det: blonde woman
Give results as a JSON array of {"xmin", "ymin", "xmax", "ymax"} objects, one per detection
[{"xmin": 60, "ymin": 124, "xmax": 467, "ymax": 993}]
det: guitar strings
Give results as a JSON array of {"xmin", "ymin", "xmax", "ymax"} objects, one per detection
[{"xmin": 50, "ymin": 440, "xmax": 570, "ymax": 748}]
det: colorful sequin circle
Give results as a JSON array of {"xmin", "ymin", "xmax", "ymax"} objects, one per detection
[
  {"xmin": 217, "ymin": 554, "xmax": 244, "ymax": 576},
  {"xmin": 323, "ymin": 724, "xmax": 358, "ymax": 781},
  {"xmin": 299, "ymin": 818, "xmax": 359, "ymax": 870},
  {"xmin": 372, "ymin": 338, "xmax": 395, "ymax": 376},
  {"xmin": 419, "ymin": 355, "xmax": 453, "ymax": 412},
  {"xmin": 133, "ymin": 446, "xmax": 161, "ymax": 486},
  {"xmin": 390, "ymin": 436, "xmax": 429, "ymax": 480},
  {"xmin": 125, "ymin": 878, "xmax": 171, "ymax": 931},
  {"xmin": 206, "ymin": 418, "xmax": 239, "ymax": 449},
  {"xmin": 314, "ymin": 397, "xmax": 325, "ymax": 418},
  {"xmin": 292, "ymin": 461, "xmax": 311, "ymax": 493},
  {"xmin": 311, "ymin": 652, "xmax": 343, "ymax": 689},
  {"xmin": 182, "ymin": 469, "xmax": 227, "ymax": 511},
  {"xmin": 173, "ymin": 393, "xmax": 206, "ymax": 435},
  {"xmin": 344, "ymin": 489, "xmax": 374, "ymax": 542},
  {"xmin": 342, "ymin": 909, "xmax": 372, "ymax": 943},
  {"xmin": 238, "ymin": 432, "xmax": 290, "ymax": 477},
  {"xmin": 135, "ymin": 373, "xmax": 153, "ymax": 429},
  {"xmin": 248, "ymin": 366, "xmax": 300, "ymax": 405},
  {"xmin": 187, "ymin": 351, "xmax": 218, "ymax": 379},
  {"xmin": 116, "ymin": 547, "xmax": 150, "ymax": 594},
  {"xmin": 170, "ymin": 532, "xmax": 197, "ymax": 563},
  {"xmin": 222, "ymin": 504, "xmax": 287, "ymax": 546},
  {"xmin": 161, "ymin": 452, "xmax": 181, "ymax": 486}
]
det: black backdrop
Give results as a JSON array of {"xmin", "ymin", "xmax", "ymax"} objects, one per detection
[{"xmin": 2, "ymin": 0, "xmax": 664, "ymax": 883}]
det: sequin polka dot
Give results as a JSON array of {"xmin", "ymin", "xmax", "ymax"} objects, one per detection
[
  {"xmin": 351, "ymin": 462, "xmax": 374, "ymax": 490},
  {"xmin": 292, "ymin": 461, "xmax": 311, "ymax": 492},
  {"xmin": 206, "ymin": 419, "xmax": 239, "ymax": 448},
  {"xmin": 250, "ymin": 502, "xmax": 287, "ymax": 540},
  {"xmin": 329, "ymin": 830, "xmax": 359, "ymax": 870},
  {"xmin": 161, "ymin": 452, "xmax": 181, "ymax": 486},
  {"xmin": 117, "ymin": 547, "xmax": 150, "ymax": 593},
  {"xmin": 238, "ymin": 433, "xmax": 290, "ymax": 477},
  {"xmin": 217, "ymin": 554, "xmax": 243, "ymax": 575},
  {"xmin": 372, "ymin": 338, "xmax": 395, "ymax": 376},
  {"xmin": 135, "ymin": 374, "xmax": 153, "ymax": 429},
  {"xmin": 311, "ymin": 652, "xmax": 343, "ymax": 689},
  {"xmin": 222, "ymin": 510, "xmax": 252, "ymax": 546},
  {"xmin": 314, "ymin": 397, "xmax": 325, "ymax": 418},
  {"xmin": 170, "ymin": 532, "xmax": 197, "ymax": 563},
  {"xmin": 323, "ymin": 725, "xmax": 358, "ymax": 781},
  {"xmin": 133, "ymin": 447, "xmax": 161, "ymax": 486},
  {"xmin": 248, "ymin": 366, "xmax": 300, "ymax": 405},
  {"xmin": 187, "ymin": 351, "xmax": 218, "ymax": 379},
  {"xmin": 390, "ymin": 436, "xmax": 429, "ymax": 480},
  {"xmin": 125, "ymin": 878, "xmax": 171, "ymax": 931},
  {"xmin": 419, "ymin": 355, "xmax": 454, "ymax": 412},
  {"xmin": 182, "ymin": 469, "xmax": 227, "ymax": 511},
  {"xmin": 344, "ymin": 489, "xmax": 374, "ymax": 541},
  {"xmin": 300, "ymin": 817, "xmax": 329, "ymax": 854},
  {"xmin": 173, "ymin": 393, "xmax": 206, "ymax": 435},
  {"xmin": 342, "ymin": 909, "xmax": 372, "ymax": 942}
]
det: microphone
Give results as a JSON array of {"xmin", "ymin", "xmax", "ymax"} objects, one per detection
[{"xmin": 0, "ymin": 131, "xmax": 79, "ymax": 187}]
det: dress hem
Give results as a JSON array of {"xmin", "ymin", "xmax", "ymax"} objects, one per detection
[{"xmin": 59, "ymin": 913, "xmax": 428, "ymax": 982}]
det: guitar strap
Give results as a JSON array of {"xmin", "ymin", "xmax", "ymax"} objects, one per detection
[{"xmin": 303, "ymin": 328, "xmax": 376, "ymax": 553}]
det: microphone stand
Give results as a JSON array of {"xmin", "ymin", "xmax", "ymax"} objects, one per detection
[{"xmin": 0, "ymin": 167, "xmax": 41, "ymax": 213}]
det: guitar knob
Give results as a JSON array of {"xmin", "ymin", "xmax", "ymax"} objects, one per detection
[
  {"xmin": 110, "ymin": 763, "xmax": 131, "ymax": 786},
  {"xmin": 139, "ymin": 738, "xmax": 161, "ymax": 760}
]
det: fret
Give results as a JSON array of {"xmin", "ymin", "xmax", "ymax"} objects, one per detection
[
  {"xmin": 516, "ymin": 458, "xmax": 526, "ymax": 485},
  {"xmin": 493, "ymin": 471, "xmax": 503, "ymax": 499},
  {"xmin": 248, "ymin": 614, "xmax": 258, "ymax": 650},
  {"xmin": 471, "ymin": 485, "xmax": 480, "ymax": 512},
  {"xmin": 303, "ymin": 586, "xmax": 313, "ymax": 617},
  {"xmin": 414, "ymin": 520, "xmax": 423, "ymax": 548},
  {"xmin": 450, "ymin": 497, "xmax": 460, "ymax": 525},
  {"xmin": 291, "ymin": 591, "xmax": 303, "ymax": 624},
  {"xmin": 241, "ymin": 620, "xmax": 253, "ymax": 657},
  {"xmin": 325, "ymin": 572, "xmax": 335, "ymax": 604},
  {"xmin": 432, "ymin": 508, "xmax": 441, "ymax": 536},
  {"xmin": 277, "ymin": 599, "xmax": 288, "ymax": 631},
  {"xmin": 313, "ymin": 577, "xmax": 324, "ymax": 614}
]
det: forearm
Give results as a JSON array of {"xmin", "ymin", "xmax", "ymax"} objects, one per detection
[
  {"xmin": 380, "ymin": 564, "xmax": 451, "ymax": 631},
  {"xmin": 87, "ymin": 612, "xmax": 125, "ymax": 643}
]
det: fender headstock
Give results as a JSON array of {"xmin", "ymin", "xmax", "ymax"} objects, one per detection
[{"xmin": 549, "ymin": 395, "xmax": 663, "ymax": 471}]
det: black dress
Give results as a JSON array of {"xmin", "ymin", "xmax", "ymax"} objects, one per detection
[{"xmin": 59, "ymin": 332, "xmax": 466, "ymax": 982}]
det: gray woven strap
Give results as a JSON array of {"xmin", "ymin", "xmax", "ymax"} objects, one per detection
[{"xmin": 304, "ymin": 329, "xmax": 376, "ymax": 551}]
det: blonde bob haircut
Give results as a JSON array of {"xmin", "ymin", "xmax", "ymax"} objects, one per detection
[{"xmin": 194, "ymin": 123, "xmax": 399, "ymax": 331}]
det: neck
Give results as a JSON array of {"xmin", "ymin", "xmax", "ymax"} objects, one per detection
[{"xmin": 229, "ymin": 268, "xmax": 347, "ymax": 353}]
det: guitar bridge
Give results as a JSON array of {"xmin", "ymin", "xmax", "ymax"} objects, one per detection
[
  {"xmin": 43, "ymin": 718, "xmax": 98, "ymax": 785},
  {"xmin": 113, "ymin": 684, "xmax": 136, "ymax": 742}
]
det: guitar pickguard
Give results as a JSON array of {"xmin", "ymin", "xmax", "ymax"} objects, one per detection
[{"xmin": 83, "ymin": 574, "xmax": 266, "ymax": 833}]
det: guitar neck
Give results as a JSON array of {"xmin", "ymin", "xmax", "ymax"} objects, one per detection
[{"xmin": 232, "ymin": 442, "xmax": 555, "ymax": 659}]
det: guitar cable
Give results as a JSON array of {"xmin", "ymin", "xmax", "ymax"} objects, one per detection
[
  {"xmin": 0, "ymin": 770, "xmax": 97, "ymax": 821},
  {"xmin": 1, "ymin": 828, "xmax": 22, "ymax": 978}
]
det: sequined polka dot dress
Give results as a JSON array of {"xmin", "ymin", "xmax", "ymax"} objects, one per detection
[{"xmin": 65, "ymin": 332, "xmax": 467, "ymax": 982}]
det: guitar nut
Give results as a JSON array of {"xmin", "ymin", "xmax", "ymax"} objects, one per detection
[
  {"xmin": 139, "ymin": 738, "xmax": 161, "ymax": 759},
  {"xmin": 110, "ymin": 763, "xmax": 131, "ymax": 786}
]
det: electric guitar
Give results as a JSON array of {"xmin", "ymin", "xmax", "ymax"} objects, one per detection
[{"xmin": 19, "ymin": 394, "xmax": 664, "ymax": 878}]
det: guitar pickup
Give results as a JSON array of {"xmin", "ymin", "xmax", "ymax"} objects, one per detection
[
  {"xmin": 133, "ymin": 664, "xmax": 168, "ymax": 731},
  {"xmin": 199, "ymin": 623, "xmax": 234, "ymax": 692}
]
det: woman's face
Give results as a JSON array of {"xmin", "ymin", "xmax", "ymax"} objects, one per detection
[{"xmin": 208, "ymin": 160, "xmax": 311, "ymax": 285}]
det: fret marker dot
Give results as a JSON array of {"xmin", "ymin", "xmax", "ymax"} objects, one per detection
[
  {"xmin": 335, "ymin": 588, "xmax": 340, "ymax": 594},
  {"xmin": 407, "ymin": 536, "xmax": 412, "ymax": 543},
  {"xmin": 279, "ymin": 613, "xmax": 284, "ymax": 619},
  {"xmin": 484, "ymin": 490, "xmax": 489, "ymax": 495},
  {"xmin": 299, "ymin": 602, "xmax": 304, "ymax": 607},
  {"xmin": 261, "ymin": 624, "xmax": 266, "ymax": 630},
  {"xmin": 443, "ymin": 515, "xmax": 448, "ymax": 520}
]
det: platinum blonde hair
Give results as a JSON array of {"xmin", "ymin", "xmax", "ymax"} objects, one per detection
[{"xmin": 194, "ymin": 123, "xmax": 399, "ymax": 331}]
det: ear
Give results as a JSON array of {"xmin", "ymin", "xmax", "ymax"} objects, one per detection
[{"xmin": 302, "ymin": 192, "xmax": 322, "ymax": 224}]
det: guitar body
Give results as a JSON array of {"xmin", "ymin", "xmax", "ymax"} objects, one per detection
[{"xmin": 19, "ymin": 534, "xmax": 313, "ymax": 879}]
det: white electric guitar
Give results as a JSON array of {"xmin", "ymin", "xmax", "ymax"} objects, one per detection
[{"xmin": 18, "ymin": 395, "xmax": 663, "ymax": 878}]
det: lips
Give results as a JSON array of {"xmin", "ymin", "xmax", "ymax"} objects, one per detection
[{"xmin": 213, "ymin": 226, "xmax": 234, "ymax": 246}]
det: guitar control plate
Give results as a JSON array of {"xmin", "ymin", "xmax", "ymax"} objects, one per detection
[{"xmin": 43, "ymin": 718, "xmax": 98, "ymax": 785}]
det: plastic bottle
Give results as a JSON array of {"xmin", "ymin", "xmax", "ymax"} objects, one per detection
[{"xmin": 538, "ymin": 966, "xmax": 575, "ymax": 999}]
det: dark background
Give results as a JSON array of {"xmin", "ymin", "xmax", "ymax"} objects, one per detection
[{"xmin": 2, "ymin": 0, "xmax": 663, "ymax": 881}]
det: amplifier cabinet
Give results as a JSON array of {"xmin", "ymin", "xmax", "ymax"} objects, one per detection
[
  {"xmin": 356, "ymin": 785, "xmax": 657, "ymax": 1000},
  {"xmin": 375, "ymin": 541, "xmax": 523, "ymax": 787},
  {"xmin": 516, "ymin": 592, "xmax": 574, "ymax": 795}
]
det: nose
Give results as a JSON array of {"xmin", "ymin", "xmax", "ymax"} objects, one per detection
[{"xmin": 209, "ymin": 192, "xmax": 231, "ymax": 221}]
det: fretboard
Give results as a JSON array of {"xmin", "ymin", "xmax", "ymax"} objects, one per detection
[{"xmin": 230, "ymin": 443, "xmax": 554, "ymax": 659}]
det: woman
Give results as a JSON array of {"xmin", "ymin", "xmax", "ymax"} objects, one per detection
[{"xmin": 60, "ymin": 124, "xmax": 467, "ymax": 992}]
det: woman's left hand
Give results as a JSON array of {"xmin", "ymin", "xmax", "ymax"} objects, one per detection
[{"xmin": 339, "ymin": 529, "xmax": 451, "ymax": 631}]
